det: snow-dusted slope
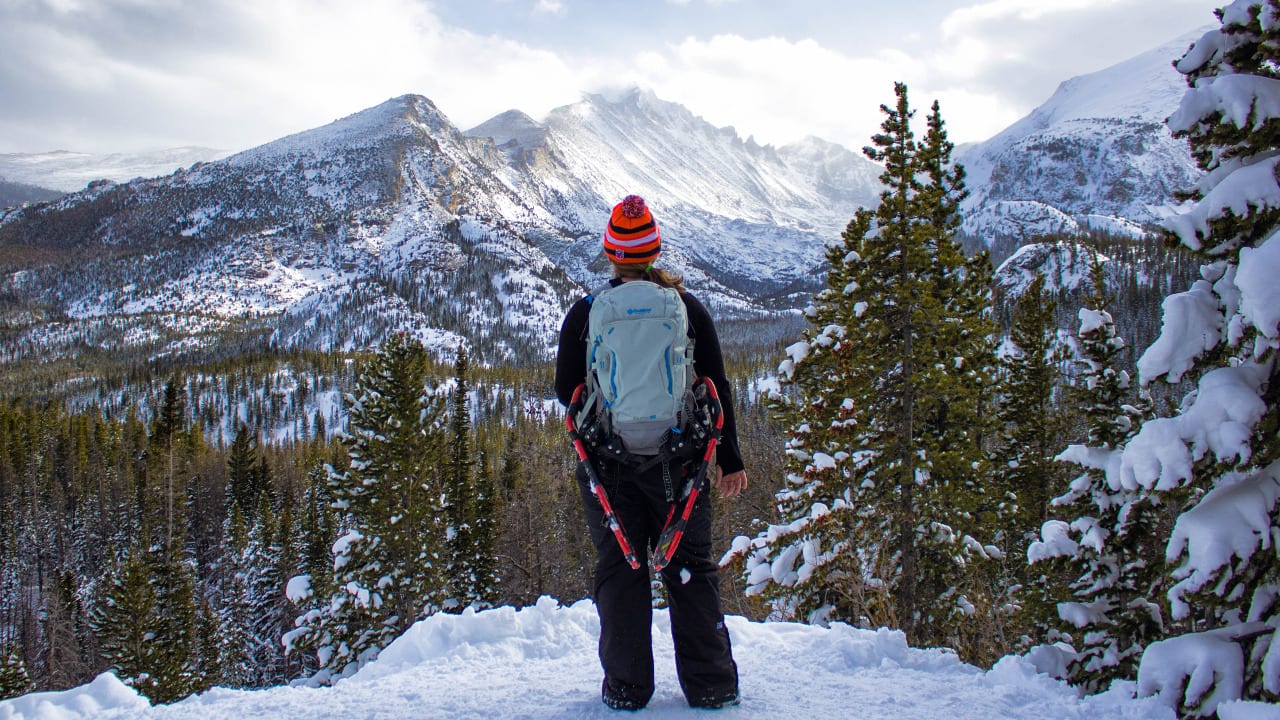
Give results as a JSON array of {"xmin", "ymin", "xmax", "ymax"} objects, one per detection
[
  {"xmin": 0, "ymin": 89, "xmax": 882, "ymax": 365},
  {"xmin": 467, "ymin": 88, "xmax": 882, "ymax": 297},
  {"xmin": 994, "ymin": 242, "xmax": 1104, "ymax": 298},
  {"xmin": 0, "ymin": 95, "xmax": 583, "ymax": 364},
  {"xmin": 0, "ymin": 599, "xmax": 1182, "ymax": 720},
  {"xmin": 0, "ymin": 147, "xmax": 228, "ymax": 193},
  {"xmin": 958, "ymin": 30, "xmax": 1205, "ymax": 243}
]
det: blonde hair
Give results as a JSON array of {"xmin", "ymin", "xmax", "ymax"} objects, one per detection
[{"xmin": 609, "ymin": 260, "xmax": 685, "ymax": 293}]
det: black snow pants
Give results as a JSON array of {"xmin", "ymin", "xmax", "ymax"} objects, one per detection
[{"xmin": 577, "ymin": 455, "xmax": 739, "ymax": 709}]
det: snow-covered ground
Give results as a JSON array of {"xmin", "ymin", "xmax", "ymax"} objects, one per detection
[{"xmin": 0, "ymin": 597, "xmax": 1196, "ymax": 720}]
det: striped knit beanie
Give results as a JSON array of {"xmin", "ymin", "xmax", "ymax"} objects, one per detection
[{"xmin": 603, "ymin": 195, "xmax": 661, "ymax": 265}]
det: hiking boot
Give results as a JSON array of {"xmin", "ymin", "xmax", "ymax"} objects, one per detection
[
  {"xmin": 602, "ymin": 678, "xmax": 650, "ymax": 711},
  {"xmin": 688, "ymin": 690, "xmax": 740, "ymax": 709}
]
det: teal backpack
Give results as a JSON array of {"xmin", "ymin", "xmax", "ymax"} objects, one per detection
[{"xmin": 579, "ymin": 280, "xmax": 695, "ymax": 456}]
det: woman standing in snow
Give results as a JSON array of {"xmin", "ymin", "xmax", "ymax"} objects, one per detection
[{"xmin": 555, "ymin": 195, "xmax": 747, "ymax": 711}]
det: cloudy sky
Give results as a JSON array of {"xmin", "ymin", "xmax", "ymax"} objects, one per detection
[{"xmin": 0, "ymin": 0, "xmax": 1220, "ymax": 156}]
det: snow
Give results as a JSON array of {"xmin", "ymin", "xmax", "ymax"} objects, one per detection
[
  {"xmin": 285, "ymin": 575, "xmax": 313, "ymax": 604},
  {"xmin": 1218, "ymin": 700, "xmax": 1280, "ymax": 720},
  {"xmin": 1079, "ymin": 308, "xmax": 1112, "ymax": 336},
  {"xmin": 1138, "ymin": 626, "xmax": 1257, "ymax": 715},
  {"xmin": 0, "ymin": 673, "xmax": 150, "ymax": 720},
  {"xmin": 1236, "ymin": 228, "xmax": 1280, "ymax": 338},
  {"xmin": 1164, "ymin": 463, "xmax": 1280, "ymax": 620},
  {"xmin": 1120, "ymin": 363, "xmax": 1269, "ymax": 492},
  {"xmin": 1136, "ymin": 277, "xmax": 1224, "ymax": 384},
  {"xmin": 1167, "ymin": 75, "xmax": 1280, "ymax": 135},
  {"xmin": 1027, "ymin": 520, "xmax": 1078, "ymax": 564},
  {"xmin": 0, "ymin": 598, "xmax": 1179, "ymax": 720},
  {"xmin": 1162, "ymin": 156, "xmax": 1280, "ymax": 252}
]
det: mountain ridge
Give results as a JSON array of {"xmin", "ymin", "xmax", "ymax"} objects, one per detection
[
  {"xmin": 0, "ymin": 31, "xmax": 1205, "ymax": 366},
  {"xmin": 956, "ymin": 29, "xmax": 1203, "ymax": 244}
]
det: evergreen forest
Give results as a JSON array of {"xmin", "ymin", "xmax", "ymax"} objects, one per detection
[{"xmin": 1, "ymin": 6, "xmax": 1278, "ymax": 718}]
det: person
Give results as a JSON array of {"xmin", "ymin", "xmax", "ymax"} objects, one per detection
[{"xmin": 555, "ymin": 195, "xmax": 747, "ymax": 711}]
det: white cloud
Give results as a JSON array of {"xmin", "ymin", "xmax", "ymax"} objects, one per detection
[
  {"xmin": 928, "ymin": 0, "xmax": 1215, "ymax": 96},
  {"xmin": 596, "ymin": 34, "xmax": 913, "ymax": 150},
  {"xmin": 0, "ymin": 0, "xmax": 586, "ymax": 152},
  {"xmin": 0, "ymin": 0, "xmax": 1222, "ymax": 154}
]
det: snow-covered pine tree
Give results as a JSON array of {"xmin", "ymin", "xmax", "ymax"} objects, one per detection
[
  {"xmin": 91, "ymin": 549, "xmax": 161, "ymax": 699},
  {"xmin": 273, "ymin": 485, "xmax": 300, "ymax": 681},
  {"xmin": 216, "ymin": 503, "xmax": 255, "ymax": 688},
  {"xmin": 0, "ymin": 644, "xmax": 32, "ymax": 700},
  {"xmin": 226, "ymin": 423, "xmax": 262, "ymax": 516},
  {"xmin": 285, "ymin": 334, "xmax": 450, "ymax": 683},
  {"xmin": 245, "ymin": 491, "xmax": 285, "ymax": 683},
  {"xmin": 1090, "ymin": 2, "xmax": 1280, "ymax": 714},
  {"xmin": 1027, "ymin": 257, "xmax": 1163, "ymax": 692},
  {"xmin": 994, "ymin": 273, "xmax": 1074, "ymax": 533},
  {"xmin": 734, "ymin": 84, "xmax": 996, "ymax": 654},
  {"xmin": 467, "ymin": 448, "xmax": 499, "ymax": 609},
  {"xmin": 444, "ymin": 348, "xmax": 489, "ymax": 611}
]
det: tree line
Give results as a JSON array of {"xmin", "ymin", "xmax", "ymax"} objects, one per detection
[{"xmin": 733, "ymin": 9, "xmax": 1280, "ymax": 712}]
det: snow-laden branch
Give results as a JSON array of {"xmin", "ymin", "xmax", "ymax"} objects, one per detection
[
  {"xmin": 1136, "ymin": 276, "xmax": 1225, "ymax": 385},
  {"xmin": 1119, "ymin": 363, "xmax": 1269, "ymax": 492},
  {"xmin": 1236, "ymin": 228, "xmax": 1280, "ymax": 339},
  {"xmin": 1162, "ymin": 156, "xmax": 1280, "ymax": 252},
  {"xmin": 1165, "ymin": 462, "xmax": 1280, "ymax": 620},
  {"xmin": 1169, "ymin": 75, "xmax": 1280, "ymax": 136}
]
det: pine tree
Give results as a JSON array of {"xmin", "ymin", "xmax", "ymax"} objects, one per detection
[
  {"xmin": 226, "ymin": 423, "xmax": 261, "ymax": 516},
  {"xmin": 286, "ymin": 334, "xmax": 450, "ymax": 682},
  {"xmin": 92, "ymin": 549, "xmax": 161, "ymax": 699},
  {"xmin": 443, "ymin": 348, "xmax": 499, "ymax": 610},
  {"xmin": 147, "ymin": 377, "xmax": 189, "ymax": 550},
  {"xmin": 468, "ymin": 449, "xmax": 499, "ymax": 608},
  {"xmin": 736, "ymin": 84, "xmax": 996, "ymax": 654},
  {"xmin": 145, "ymin": 543, "xmax": 204, "ymax": 702},
  {"xmin": 1078, "ymin": 3, "xmax": 1280, "ymax": 713},
  {"xmin": 217, "ymin": 502, "xmax": 254, "ymax": 687},
  {"xmin": 994, "ymin": 273, "xmax": 1072, "ymax": 530},
  {"xmin": 245, "ymin": 491, "xmax": 285, "ymax": 683},
  {"xmin": 0, "ymin": 644, "xmax": 32, "ymax": 700},
  {"xmin": 43, "ymin": 570, "xmax": 89, "ymax": 689},
  {"xmin": 444, "ymin": 348, "xmax": 477, "ymax": 611},
  {"xmin": 1029, "ymin": 256, "xmax": 1161, "ymax": 692},
  {"xmin": 273, "ymin": 483, "xmax": 301, "ymax": 681}
]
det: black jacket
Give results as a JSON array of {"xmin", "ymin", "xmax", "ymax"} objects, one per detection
[{"xmin": 554, "ymin": 279, "xmax": 744, "ymax": 475}]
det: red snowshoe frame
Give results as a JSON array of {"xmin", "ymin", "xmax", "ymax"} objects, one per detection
[{"xmin": 566, "ymin": 378, "xmax": 724, "ymax": 572}]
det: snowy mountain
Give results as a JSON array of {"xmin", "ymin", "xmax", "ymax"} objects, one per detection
[
  {"xmin": 957, "ymin": 30, "xmax": 1204, "ymax": 245},
  {"xmin": 0, "ymin": 96, "xmax": 590, "ymax": 364},
  {"xmin": 0, "ymin": 147, "xmax": 227, "ymax": 194},
  {"xmin": 0, "ymin": 599, "xmax": 1184, "ymax": 720},
  {"xmin": 0, "ymin": 91, "xmax": 881, "ymax": 365},
  {"xmin": 0, "ymin": 29, "xmax": 1217, "ymax": 366},
  {"xmin": 466, "ymin": 88, "xmax": 882, "ymax": 298}
]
